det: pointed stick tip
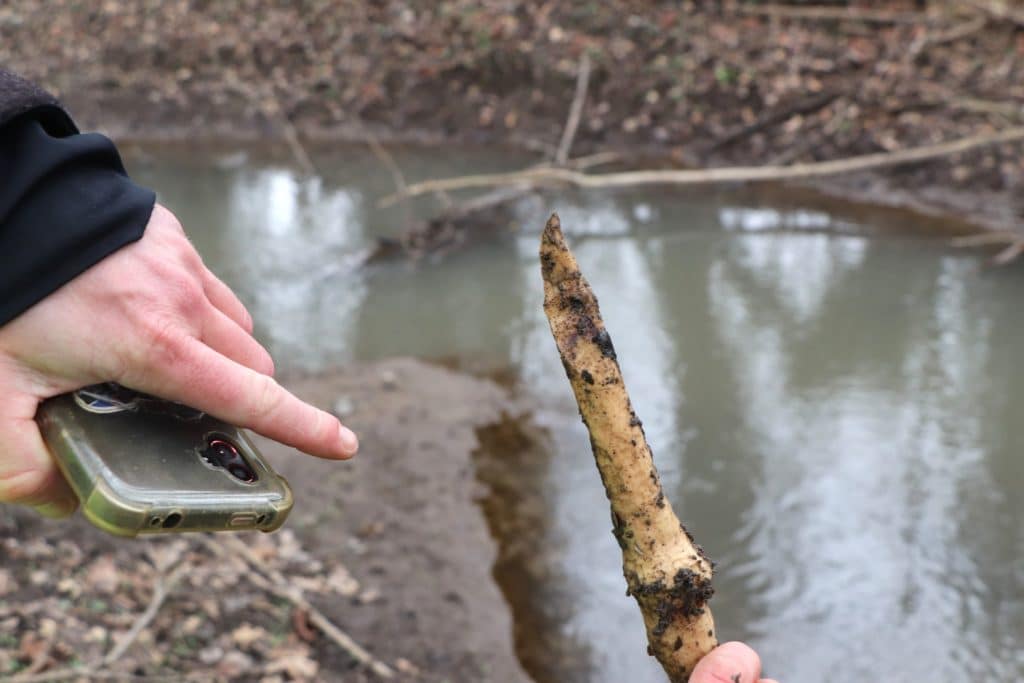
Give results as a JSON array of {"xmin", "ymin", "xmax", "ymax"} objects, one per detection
[{"xmin": 541, "ymin": 212, "xmax": 565, "ymax": 249}]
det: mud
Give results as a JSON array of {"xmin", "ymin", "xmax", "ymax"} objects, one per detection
[{"xmin": 0, "ymin": 358, "xmax": 532, "ymax": 682}]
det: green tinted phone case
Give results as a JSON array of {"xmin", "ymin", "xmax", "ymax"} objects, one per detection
[{"xmin": 37, "ymin": 385, "xmax": 293, "ymax": 537}]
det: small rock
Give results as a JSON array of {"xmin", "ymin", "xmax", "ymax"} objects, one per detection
[
  {"xmin": 332, "ymin": 395, "xmax": 355, "ymax": 417},
  {"xmin": 325, "ymin": 566, "xmax": 360, "ymax": 597},
  {"xmin": 231, "ymin": 623, "xmax": 268, "ymax": 649},
  {"xmin": 379, "ymin": 369, "xmax": 399, "ymax": 390},
  {"xmin": 199, "ymin": 645, "xmax": 224, "ymax": 665},
  {"xmin": 357, "ymin": 587, "xmax": 381, "ymax": 605},
  {"xmin": 0, "ymin": 569, "xmax": 12, "ymax": 596},
  {"xmin": 86, "ymin": 556, "xmax": 120, "ymax": 594},
  {"xmin": 57, "ymin": 577, "xmax": 80, "ymax": 598},
  {"xmin": 345, "ymin": 536, "xmax": 368, "ymax": 556},
  {"xmin": 85, "ymin": 626, "xmax": 108, "ymax": 643},
  {"xmin": 394, "ymin": 658, "xmax": 421, "ymax": 676},
  {"xmin": 38, "ymin": 618, "xmax": 57, "ymax": 640},
  {"xmin": 216, "ymin": 650, "xmax": 253, "ymax": 678},
  {"xmin": 182, "ymin": 615, "xmax": 203, "ymax": 634},
  {"xmin": 266, "ymin": 652, "xmax": 319, "ymax": 680}
]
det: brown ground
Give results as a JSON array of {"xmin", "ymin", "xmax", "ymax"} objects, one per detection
[
  {"xmin": 0, "ymin": 359, "xmax": 531, "ymax": 683},
  {"xmin": 2, "ymin": 1, "xmax": 1023, "ymax": 233}
]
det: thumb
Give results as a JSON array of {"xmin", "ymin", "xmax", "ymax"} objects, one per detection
[
  {"xmin": 0, "ymin": 411, "xmax": 78, "ymax": 518},
  {"xmin": 689, "ymin": 641, "xmax": 763, "ymax": 683}
]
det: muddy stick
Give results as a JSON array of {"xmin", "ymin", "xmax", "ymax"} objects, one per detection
[{"xmin": 539, "ymin": 214, "xmax": 716, "ymax": 681}]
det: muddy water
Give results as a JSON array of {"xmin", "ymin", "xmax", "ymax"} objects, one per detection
[{"xmin": 131, "ymin": 146, "xmax": 1024, "ymax": 683}]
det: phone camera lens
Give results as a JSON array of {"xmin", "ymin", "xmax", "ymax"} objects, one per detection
[
  {"xmin": 227, "ymin": 464, "xmax": 256, "ymax": 483},
  {"xmin": 204, "ymin": 437, "xmax": 258, "ymax": 483},
  {"xmin": 210, "ymin": 441, "xmax": 237, "ymax": 466}
]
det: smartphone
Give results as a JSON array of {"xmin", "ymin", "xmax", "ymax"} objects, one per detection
[{"xmin": 36, "ymin": 383, "xmax": 293, "ymax": 537}]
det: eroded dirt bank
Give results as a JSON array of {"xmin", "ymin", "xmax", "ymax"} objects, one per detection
[
  {"xmin": 0, "ymin": 359, "xmax": 530, "ymax": 682},
  {"xmin": 2, "ymin": 1, "xmax": 1023, "ymax": 233}
]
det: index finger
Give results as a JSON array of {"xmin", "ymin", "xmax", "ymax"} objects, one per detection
[{"xmin": 134, "ymin": 337, "xmax": 358, "ymax": 459}]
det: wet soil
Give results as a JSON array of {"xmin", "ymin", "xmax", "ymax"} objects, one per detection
[
  {"xmin": 0, "ymin": 359, "xmax": 531, "ymax": 682},
  {"xmin": 472, "ymin": 413, "xmax": 594, "ymax": 683}
]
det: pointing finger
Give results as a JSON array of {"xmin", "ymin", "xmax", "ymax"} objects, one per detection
[{"xmin": 134, "ymin": 335, "xmax": 358, "ymax": 459}]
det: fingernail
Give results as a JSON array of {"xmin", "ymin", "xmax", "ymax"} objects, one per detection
[
  {"xmin": 34, "ymin": 499, "xmax": 77, "ymax": 519},
  {"xmin": 338, "ymin": 425, "xmax": 359, "ymax": 457}
]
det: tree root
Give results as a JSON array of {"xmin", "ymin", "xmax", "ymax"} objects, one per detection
[{"xmin": 540, "ymin": 214, "xmax": 716, "ymax": 681}]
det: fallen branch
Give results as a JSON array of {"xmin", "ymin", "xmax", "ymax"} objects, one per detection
[
  {"xmin": 735, "ymin": 4, "xmax": 926, "ymax": 24},
  {"xmin": 6, "ymin": 672, "xmax": 210, "ymax": 683},
  {"xmin": 704, "ymin": 90, "xmax": 840, "ymax": 154},
  {"xmin": 950, "ymin": 231, "xmax": 1024, "ymax": 265},
  {"xmin": 952, "ymin": 97, "xmax": 1023, "ymax": 119},
  {"xmin": 280, "ymin": 116, "xmax": 317, "ymax": 176},
  {"xmin": 555, "ymin": 52, "xmax": 592, "ymax": 165},
  {"xmin": 965, "ymin": 0, "xmax": 1024, "ymax": 28},
  {"xmin": 540, "ymin": 214, "xmax": 716, "ymax": 681},
  {"xmin": 366, "ymin": 135, "xmax": 409, "ymax": 197},
  {"xmin": 909, "ymin": 14, "xmax": 988, "ymax": 57},
  {"xmin": 993, "ymin": 239, "xmax": 1024, "ymax": 265},
  {"xmin": 202, "ymin": 535, "xmax": 396, "ymax": 680},
  {"xmin": 366, "ymin": 151, "xmax": 621, "ymax": 262},
  {"xmin": 7, "ymin": 562, "xmax": 189, "ymax": 683},
  {"xmin": 951, "ymin": 231, "xmax": 1020, "ymax": 247},
  {"xmin": 101, "ymin": 564, "xmax": 188, "ymax": 667},
  {"xmin": 382, "ymin": 126, "xmax": 1024, "ymax": 204}
]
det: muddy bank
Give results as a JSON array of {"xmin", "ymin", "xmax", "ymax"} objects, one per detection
[
  {"xmin": 0, "ymin": 358, "xmax": 530, "ymax": 682},
  {"xmin": 2, "ymin": 1, "xmax": 1023, "ymax": 235}
]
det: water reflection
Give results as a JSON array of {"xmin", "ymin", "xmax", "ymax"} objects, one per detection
[
  {"xmin": 133, "ymin": 147, "xmax": 1024, "ymax": 683},
  {"xmin": 707, "ymin": 242, "xmax": 1015, "ymax": 681}
]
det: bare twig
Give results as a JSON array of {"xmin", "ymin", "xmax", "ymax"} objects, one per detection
[
  {"xmin": 280, "ymin": 117, "xmax": 317, "ymax": 176},
  {"xmin": 736, "ymin": 4, "xmax": 927, "ymax": 24},
  {"xmin": 965, "ymin": 0, "xmax": 1024, "ymax": 28},
  {"xmin": 704, "ymin": 90, "xmax": 840, "ymax": 154},
  {"xmin": 951, "ymin": 231, "xmax": 1020, "ymax": 247},
  {"xmin": 950, "ymin": 231, "xmax": 1024, "ymax": 266},
  {"xmin": 366, "ymin": 135, "xmax": 409, "ymax": 196},
  {"xmin": 201, "ymin": 536, "xmax": 396, "ymax": 679},
  {"xmin": 992, "ymin": 239, "xmax": 1024, "ymax": 265},
  {"xmin": 555, "ymin": 53, "xmax": 592, "ymax": 165},
  {"xmin": 258, "ymin": 87, "xmax": 316, "ymax": 176},
  {"xmin": 6, "ymin": 563, "xmax": 190, "ymax": 683},
  {"xmin": 952, "ymin": 97, "xmax": 1023, "ymax": 119},
  {"xmin": 101, "ymin": 564, "xmax": 188, "ymax": 666},
  {"xmin": 381, "ymin": 126, "xmax": 1024, "ymax": 204},
  {"xmin": 567, "ymin": 151, "xmax": 621, "ymax": 170},
  {"xmin": 909, "ymin": 14, "xmax": 988, "ymax": 57},
  {"xmin": 5, "ymin": 672, "xmax": 212, "ymax": 683}
]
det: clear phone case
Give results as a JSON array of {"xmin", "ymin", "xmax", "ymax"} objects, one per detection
[{"xmin": 37, "ymin": 384, "xmax": 293, "ymax": 537}]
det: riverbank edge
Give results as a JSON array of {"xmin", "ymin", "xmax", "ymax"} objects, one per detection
[{"xmin": 105, "ymin": 119, "xmax": 1010, "ymax": 239}]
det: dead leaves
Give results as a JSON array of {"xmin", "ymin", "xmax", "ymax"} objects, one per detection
[{"xmin": 0, "ymin": 529, "xmax": 404, "ymax": 681}]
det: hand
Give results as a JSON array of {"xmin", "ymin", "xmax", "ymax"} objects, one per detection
[
  {"xmin": 0, "ymin": 204, "xmax": 359, "ymax": 517},
  {"xmin": 691, "ymin": 642, "xmax": 778, "ymax": 683}
]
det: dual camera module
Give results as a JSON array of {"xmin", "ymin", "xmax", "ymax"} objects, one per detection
[{"xmin": 201, "ymin": 437, "xmax": 258, "ymax": 483}]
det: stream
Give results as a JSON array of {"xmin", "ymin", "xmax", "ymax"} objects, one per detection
[{"xmin": 130, "ymin": 143, "xmax": 1024, "ymax": 683}]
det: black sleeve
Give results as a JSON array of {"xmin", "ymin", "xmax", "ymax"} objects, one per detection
[{"xmin": 0, "ymin": 68, "xmax": 156, "ymax": 326}]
